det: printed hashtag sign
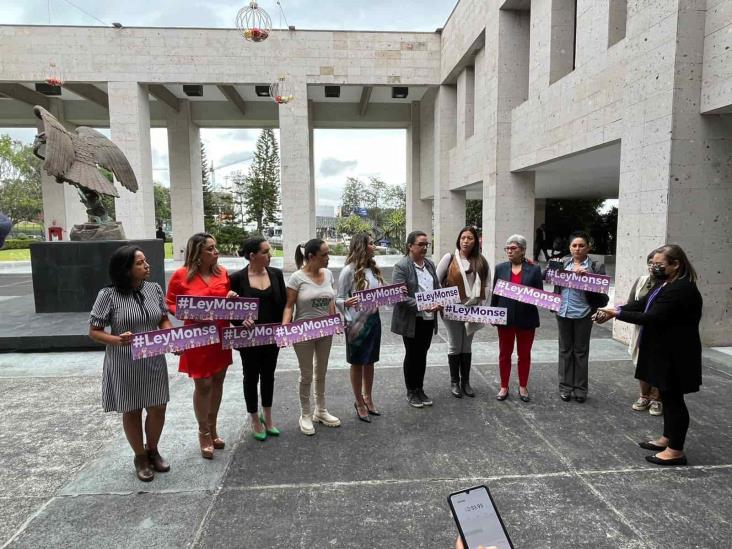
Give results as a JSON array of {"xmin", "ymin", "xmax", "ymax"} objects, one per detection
[
  {"xmin": 175, "ymin": 296, "xmax": 259, "ymax": 321},
  {"xmin": 492, "ymin": 279, "xmax": 563, "ymax": 312},
  {"xmin": 131, "ymin": 323, "xmax": 221, "ymax": 359},
  {"xmin": 222, "ymin": 323, "xmax": 280, "ymax": 350},
  {"xmin": 274, "ymin": 315, "xmax": 343, "ymax": 348},
  {"xmin": 353, "ymin": 283, "xmax": 407, "ymax": 310}
]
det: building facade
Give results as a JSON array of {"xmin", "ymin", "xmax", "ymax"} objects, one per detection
[{"xmin": 0, "ymin": 0, "xmax": 730, "ymax": 344}]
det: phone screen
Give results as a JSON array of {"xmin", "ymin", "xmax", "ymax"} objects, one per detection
[{"xmin": 449, "ymin": 486, "xmax": 512, "ymax": 549}]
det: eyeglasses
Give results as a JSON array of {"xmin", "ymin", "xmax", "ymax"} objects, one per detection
[
  {"xmin": 414, "ymin": 242, "xmax": 430, "ymax": 248},
  {"xmin": 648, "ymin": 263, "xmax": 667, "ymax": 268},
  {"xmin": 504, "ymin": 246, "xmax": 520, "ymax": 251}
]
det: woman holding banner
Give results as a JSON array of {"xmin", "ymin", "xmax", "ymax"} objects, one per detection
[
  {"xmin": 337, "ymin": 233, "xmax": 386, "ymax": 422},
  {"xmin": 436, "ymin": 226, "xmax": 491, "ymax": 398},
  {"xmin": 490, "ymin": 234, "xmax": 543, "ymax": 402},
  {"xmin": 553, "ymin": 231, "xmax": 607, "ymax": 403},
  {"xmin": 392, "ymin": 230, "xmax": 441, "ymax": 409},
  {"xmin": 283, "ymin": 238, "xmax": 340, "ymax": 436},
  {"xmin": 166, "ymin": 233, "xmax": 237, "ymax": 459},
  {"xmin": 594, "ymin": 245, "xmax": 702, "ymax": 466},
  {"xmin": 230, "ymin": 237, "xmax": 287, "ymax": 441},
  {"xmin": 89, "ymin": 245, "xmax": 172, "ymax": 482}
]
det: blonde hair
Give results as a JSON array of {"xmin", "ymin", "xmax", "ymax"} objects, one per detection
[
  {"xmin": 346, "ymin": 233, "xmax": 384, "ymax": 291},
  {"xmin": 184, "ymin": 232, "xmax": 221, "ymax": 281}
]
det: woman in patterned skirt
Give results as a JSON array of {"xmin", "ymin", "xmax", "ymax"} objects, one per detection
[
  {"xmin": 89, "ymin": 245, "xmax": 172, "ymax": 482},
  {"xmin": 337, "ymin": 233, "xmax": 387, "ymax": 422},
  {"xmin": 166, "ymin": 233, "xmax": 237, "ymax": 459}
]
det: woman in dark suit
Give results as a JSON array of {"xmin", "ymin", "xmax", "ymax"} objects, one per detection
[
  {"xmin": 391, "ymin": 230, "xmax": 441, "ymax": 409},
  {"xmin": 594, "ymin": 244, "xmax": 702, "ymax": 466},
  {"xmin": 490, "ymin": 234, "xmax": 543, "ymax": 402},
  {"xmin": 229, "ymin": 237, "xmax": 287, "ymax": 441}
]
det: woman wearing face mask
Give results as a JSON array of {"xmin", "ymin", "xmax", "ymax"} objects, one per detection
[
  {"xmin": 391, "ymin": 231, "xmax": 441, "ymax": 408},
  {"xmin": 283, "ymin": 238, "xmax": 340, "ymax": 436},
  {"xmin": 627, "ymin": 251, "xmax": 663, "ymax": 417},
  {"xmin": 435, "ymin": 226, "xmax": 491, "ymax": 398},
  {"xmin": 594, "ymin": 245, "xmax": 702, "ymax": 466},
  {"xmin": 553, "ymin": 231, "xmax": 606, "ymax": 403}
]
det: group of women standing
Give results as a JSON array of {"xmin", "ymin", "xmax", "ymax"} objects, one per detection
[{"xmin": 89, "ymin": 226, "xmax": 703, "ymax": 482}]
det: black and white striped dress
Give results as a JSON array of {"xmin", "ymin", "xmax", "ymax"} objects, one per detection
[{"xmin": 89, "ymin": 282, "xmax": 170, "ymax": 413}]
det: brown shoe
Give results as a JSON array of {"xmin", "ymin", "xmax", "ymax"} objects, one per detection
[
  {"xmin": 210, "ymin": 425, "xmax": 225, "ymax": 450},
  {"xmin": 145, "ymin": 444, "xmax": 170, "ymax": 472},
  {"xmin": 198, "ymin": 430, "xmax": 214, "ymax": 459},
  {"xmin": 133, "ymin": 454, "xmax": 154, "ymax": 482}
]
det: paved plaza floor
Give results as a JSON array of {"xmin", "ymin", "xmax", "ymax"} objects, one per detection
[{"xmin": 1, "ymin": 305, "xmax": 731, "ymax": 548}]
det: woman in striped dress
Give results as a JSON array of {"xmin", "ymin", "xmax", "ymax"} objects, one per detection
[{"xmin": 89, "ymin": 245, "xmax": 172, "ymax": 482}]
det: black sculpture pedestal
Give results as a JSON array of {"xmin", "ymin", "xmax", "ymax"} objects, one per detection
[{"xmin": 30, "ymin": 239, "xmax": 166, "ymax": 313}]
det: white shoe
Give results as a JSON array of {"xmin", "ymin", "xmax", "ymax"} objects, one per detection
[
  {"xmin": 649, "ymin": 400, "xmax": 663, "ymax": 416},
  {"xmin": 313, "ymin": 409, "xmax": 341, "ymax": 427},
  {"xmin": 299, "ymin": 415, "xmax": 315, "ymax": 435}
]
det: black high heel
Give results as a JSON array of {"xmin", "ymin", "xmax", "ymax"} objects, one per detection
[
  {"xmin": 354, "ymin": 402, "xmax": 371, "ymax": 423},
  {"xmin": 518, "ymin": 388, "xmax": 530, "ymax": 402}
]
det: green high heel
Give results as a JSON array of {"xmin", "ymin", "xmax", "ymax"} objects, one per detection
[
  {"xmin": 260, "ymin": 412, "xmax": 280, "ymax": 436},
  {"xmin": 252, "ymin": 425, "xmax": 267, "ymax": 441}
]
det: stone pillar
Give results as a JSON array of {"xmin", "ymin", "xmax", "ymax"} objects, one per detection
[
  {"xmin": 167, "ymin": 100, "xmax": 204, "ymax": 260},
  {"xmin": 432, "ymin": 85, "xmax": 465, "ymax": 259},
  {"xmin": 406, "ymin": 101, "xmax": 432, "ymax": 239},
  {"xmin": 615, "ymin": 2, "xmax": 732, "ymax": 345},
  {"xmin": 279, "ymin": 82, "xmax": 315, "ymax": 271},
  {"xmin": 39, "ymin": 98, "xmax": 87, "ymax": 239},
  {"xmin": 108, "ymin": 82, "xmax": 155, "ymax": 239},
  {"xmin": 483, "ymin": 9, "xmax": 535, "ymax": 269}
]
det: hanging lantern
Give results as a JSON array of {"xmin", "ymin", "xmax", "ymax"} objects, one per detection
[
  {"xmin": 45, "ymin": 63, "xmax": 64, "ymax": 87},
  {"xmin": 235, "ymin": 1, "xmax": 272, "ymax": 43},
  {"xmin": 269, "ymin": 75, "xmax": 294, "ymax": 104}
]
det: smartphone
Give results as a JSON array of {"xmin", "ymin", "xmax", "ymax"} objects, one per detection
[{"xmin": 448, "ymin": 485, "xmax": 513, "ymax": 549}]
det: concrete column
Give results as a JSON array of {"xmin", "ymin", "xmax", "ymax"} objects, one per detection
[
  {"xmin": 108, "ymin": 82, "xmax": 155, "ymax": 239},
  {"xmin": 39, "ymin": 98, "xmax": 87, "ymax": 239},
  {"xmin": 614, "ymin": 1, "xmax": 732, "ymax": 345},
  {"xmin": 406, "ymin": 101, "xmax": 431, "ymax": 239},
  {"xmin": 432, "ymin": 85, "xmax": 465, "ymax": 259},
  {"xmin": 167, "ymin": 100, "xmax": 204, "ymax": 260},
  {"xmin": 483, "ymin": 9, "xmax": 535, "ymax": 269},
  {"xmin": 279, "ymin": 81, "xmax": 315, "ymax": 271}
]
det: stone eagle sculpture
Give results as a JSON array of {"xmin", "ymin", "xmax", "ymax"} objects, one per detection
[{"xmin": 32, "ymin": 105, "xmax": 138, "ymax": 239}]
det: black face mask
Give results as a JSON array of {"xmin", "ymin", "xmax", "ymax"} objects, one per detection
[{"xmin": 650, "ymin": 265, "xmax": 669, "ymax": 279}]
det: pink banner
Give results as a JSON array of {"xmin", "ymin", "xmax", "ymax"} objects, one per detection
[
  {"xmin": 493, "ymin": 279, "xmax": 563, "ymax": 312},
  {"xmin": 274, "ymin": 314, "xmax": 344, "ymax": 348},
  {"xmin": 547, "ymin": 269, "xmax": 611, "ymax": 294},
  {"xmin": 175, "ymin": 296, "xmax": 259, "ymax": 321},
  {"xmin": 131, "ymin": 323, "xmax": 220, "ymax": 359},
  {"xmin": 354, "ymin": 283, "xmax": 407, "ymax": 310},
  {"xmin": 221, "ymin": 323, "xmax": 280, "ymax": 350}
]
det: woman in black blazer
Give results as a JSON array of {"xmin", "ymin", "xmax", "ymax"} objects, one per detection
[
  {"xmin": 595, "ymin": 244, "xmax": 702, "ymax": 466},
  {"xmin": 230, "ymin": 237, "xmax": 287, "ymax": 441},
  {"xmin": 490, "ymin": 234, "xmax": 543, "ymax": 402}
]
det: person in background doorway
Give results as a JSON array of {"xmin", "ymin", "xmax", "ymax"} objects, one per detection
[
  {"xmin": 156, "ymin": 226, "xmax": 166, "ymax": 241},
  {"xmin": 534, "ymin": 223, "xmax": 550, "ymax": 262}
]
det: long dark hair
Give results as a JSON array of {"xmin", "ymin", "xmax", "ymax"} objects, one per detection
[
  {"xmin": 108, "ymin": 245, "xmax": 142, "ymax": 292},
  {"xmin": 454, "ymin": 226, "xmax": 488, "ymax": 280},
  {"xmin": 239, "ymin": 236, "xmax": 266, "ymax": 260},
  {"xmin": 346, "ymin": 232, "xmax": 384, "ymax": 290},
  {"xmin": 295, "ymin": 238, "xmax": 324, "ymax": 269},
  {"xmin": 184, "ymin": 232, "xmax": 220, "ymax": 281},
  {"xmin": 404, "ymin": 230, "xmax": 427, "ymax": 256},
  {"xmin": 654, "ymin": 244, "xmax": 697, "ymax": 282}
]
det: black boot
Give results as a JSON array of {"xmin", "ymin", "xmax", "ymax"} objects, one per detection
[
  {"xmin": 448, "ymin": 355, "xmax": 462, "ymax": 398},
  {"xmin": 460, "ymin": 353, "xmax": 475, "ymax": 397}
]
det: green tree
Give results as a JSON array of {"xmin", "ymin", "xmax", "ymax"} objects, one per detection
[
  {"xmin": 364, "ymin": 176, "xmax": 388, "ymax": 230},
  {"xmin": 336, "ymin": 214, "xmax": 373, "ymax": 236},
  {"xmin": 242, "ymin": 129, "xmax": 280, "ymax": 233},
  {"xmin": 466, "ymin": 199, "xmax": 482, "ymax": 228},
  {"xmin": 0, "ymin": 135, "xmax": 43, "ymax": 224},
  {"xmin": 382, "ymin": 208, "xmax": 406, "ymax": 246},
  {"xmin": 154, "ymin": 183, "xmax": 171, "ymax": 227},
  {"xmin": 201, "ymin": 143, "xmax": 216, "ymax": 232},
  {"xmin": 340, "ymin": 176, "xmax": 366, "ymax": 215}
]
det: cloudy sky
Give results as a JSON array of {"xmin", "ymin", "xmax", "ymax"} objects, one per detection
[{"xmin": 1, "ymin": 0, "xmax": 454, "ymax": 213}]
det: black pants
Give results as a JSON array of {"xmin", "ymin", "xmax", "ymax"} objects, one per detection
[
  {"xmin": 556, "ymin": 314, "xmax": 593, "ymax": 397},
  {"xmin": 660, "ymin": 390, "xmax": 690, "ymax": 451},
  {"xmin": 402, "ymin": 317, "xmax": 435, "ymax": 391},
  {"xmin": 239, "ymin": 344, "xmax": 279, "ymax": 414}
]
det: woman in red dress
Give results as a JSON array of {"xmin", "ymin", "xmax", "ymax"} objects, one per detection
[{"xmin": 166, "ymin": 233, "xmax": 236, "ymax": 459}]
